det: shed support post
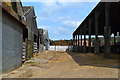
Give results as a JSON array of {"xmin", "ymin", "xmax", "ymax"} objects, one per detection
[
  {"xmin": 114, "ymin": 33, "xmax": 116, "ymax": 45},
  {"xmin": 73, "ymin": 35, "xmax": 75, "ymax": 52},
  {"xmin": 83, "ymin": 26, "xmax": 86, "ymax": 53},
  {"xmin": 104, "ymin": 3, "xmax": 111, "ymax": 57},
  {"xmin": 77, "ymin": 35, "xmax": 78, "ymax": 52},
  {"xmin": 75, "ymin": 35, "xmax": 77, "ymax": 52},
  {"xmin": 74, "ymin": 35, "xmax": 76, "ymax": 52},
  {"xmin": 104, "ymin": 27, "xmax": 111, "ymax": 56},
  {"xmin": 76, "ymin": 35, "xmax": 78, "ymax": 52},
  {"xmin": 89, "ymin": 18, "xmax": 92, "ymax": 53},
  {"xmin": 94, "ymin": 11, "xmax": 99, "ymax": 54},
  {"xmin": 81, "ymin": 29, "xmax": 83, "ymax": 53},
  {"xmin": 78, "ymin": 35, "xmax": 80, "ymax": 52}
]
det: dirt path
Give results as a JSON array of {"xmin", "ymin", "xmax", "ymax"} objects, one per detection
[{"xmin": 2, "ymin": 51, "xmax": 120, "ymax": 78}]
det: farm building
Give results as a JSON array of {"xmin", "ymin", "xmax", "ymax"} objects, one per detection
[
  {"xmin": 0, "ymin": 0, "xmax": 50, "ymax": 73},
  {"xmin": 72, "ymin": 2, "xmax": 120, "ymax": 57},
  {"xmin": 22, "ymin": 6, "xmax": 39, "ymax": 60},
  {"xmin": 43, "ymin": 29, "xmax": 49, "ymax": 50},
  {"xmin": 38, "ymin": 29, "xmax": 49, "ymax": 51},
  {"xmin": 0, "ymin": 1, "xmax": 26, "ymax": 73}
]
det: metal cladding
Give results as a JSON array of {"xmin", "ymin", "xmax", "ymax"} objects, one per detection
[{"xmin": 1, "ymin": 1, "xmax": 26, "ymax": 73}]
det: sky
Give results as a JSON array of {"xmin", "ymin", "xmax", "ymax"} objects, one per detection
[{"xmin": 22, "ymin": 0, "xmax": 99, "ymax": 40}]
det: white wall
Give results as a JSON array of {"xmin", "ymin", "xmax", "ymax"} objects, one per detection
[{"xmin": 49, "ymin": 46, "xmax": 68, "ymax": 51}]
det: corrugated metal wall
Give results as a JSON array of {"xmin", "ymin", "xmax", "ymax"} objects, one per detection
[
  {"xmin": 0, "ymin": 6, "xmax": 2, "ymax": 75},
  {"xmin": 2, "ymin": 12, "xmax": 23, "ymax": 73},
  {"xmin": 1, "ymin": 1, "xmax": 25, "ymax": 73}
]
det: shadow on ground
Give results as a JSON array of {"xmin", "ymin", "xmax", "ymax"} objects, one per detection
[{"xmin": 67, "ymin": 51, "xmax": 120, "ymax": 69}]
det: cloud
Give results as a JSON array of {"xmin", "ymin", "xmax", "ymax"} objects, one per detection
[
  {"xmin": 21, "ymin": 0, "xmax": 100, "ymax": 2},
  {"xmin": 53, "ymin": 31, "xmax": 60, "ymax": 35},
  {"xmin": 38, "ymin": 25, "xmax": 50, "ymax": 30},
  {"xmin": 22, "ymin": 1, "xmax": 98, "ymax": 40},
  {"xmin": 62, "ymin": 20, "xmax": 81, "ymax": 27}
]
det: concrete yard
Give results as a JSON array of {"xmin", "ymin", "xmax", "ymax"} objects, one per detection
[{"xmin": 2, "ymin": 51, "xmax": 120, "ymax": 78}]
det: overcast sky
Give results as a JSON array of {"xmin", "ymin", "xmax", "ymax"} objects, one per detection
[{"xmin": 22, "ymin": 1, "xmax": 99, "ymax": 40}]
